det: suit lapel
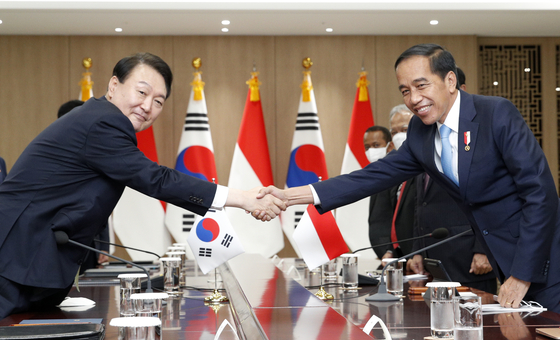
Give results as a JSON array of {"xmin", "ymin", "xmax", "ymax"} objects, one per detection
[{"xmin": 458, "ymin": 91, "xmax": 479, "ymax": 199}]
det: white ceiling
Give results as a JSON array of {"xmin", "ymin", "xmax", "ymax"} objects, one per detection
[{"xmin": 1, "ymin": 1, "xmax": 560, "ymax": 36}]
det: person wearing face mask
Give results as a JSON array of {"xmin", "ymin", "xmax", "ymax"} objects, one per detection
[{"xmin": 364, "ymin": 126, "xmax": 391, "ymax": 163}]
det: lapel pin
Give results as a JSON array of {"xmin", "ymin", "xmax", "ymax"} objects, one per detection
[{"xmin": 464, "ymin": 131, "xmax": 471, "ymax": 151}]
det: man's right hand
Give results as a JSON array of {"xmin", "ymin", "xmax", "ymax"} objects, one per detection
[{"xmin": 407, "ymin": 254, "xmax": 426, "ymax": 274}]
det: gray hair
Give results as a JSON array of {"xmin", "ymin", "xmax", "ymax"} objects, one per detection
[{"xmin": 389, "ymin": 104, "xmax": 413, "ymax": 121}]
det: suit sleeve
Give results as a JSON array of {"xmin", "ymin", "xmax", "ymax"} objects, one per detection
[
  {"xmin": 83, "ymin": 113, "xmax": 216, "ymax": 216},
  {"xmin": 313, "ymin": 138, "xmax": 424, "ymax": 214},
  {"xmin": 493, "ymin": 99, "xmax": 558, "ymax": 282}
]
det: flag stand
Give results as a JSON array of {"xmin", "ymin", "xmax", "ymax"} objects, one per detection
[
  {"xmin": 315, "ymin": 265, "xmax": 333, "ymax": 300},
  {"xmin": 205, "ymin": 268, "xmax": 229, "ymax": 303}
]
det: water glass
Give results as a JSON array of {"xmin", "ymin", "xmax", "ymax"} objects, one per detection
[
  {"xmin": 110, "ymin": 317, "xmax": 161, "ymax": 340},
  {"xmin": 426, "ymin": 281, "xmax": 461, "ymax": 338},
  {"xmin": 160, "ymin": 258, "xmax": 181, "ymax": 295},
  {"xmin": 322, "ymin": 258, "xmax": 337, "ymax": 281},
  {"xmin": 340, "ymin": 254, "xmax": 359, "ymax": 291},
  {"xmin": 165, "ymin": 251, "xmax": 186, "ymax": 287},
  {"xmin": 118, "ymin": 273, "xmax": 147, "ymax": 317},
  {"xmin": 453, "ymin": 296, "xmax": 483, "ymax": 340},
  {"xmin": 382, "ymin": 258, "xmax": 406, "ymax": 296}
]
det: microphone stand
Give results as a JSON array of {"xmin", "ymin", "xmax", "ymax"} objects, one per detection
[
  {"xmin": 93, "ymin": 239, "xmax": 161, "ymax": 259},
  {"xmin": 64, "ymin": 238, "xmax": 154, "ymax": 293},
  {"xmin": 365, "ymin": 229, "xmax": 472, "ymax": 302}
]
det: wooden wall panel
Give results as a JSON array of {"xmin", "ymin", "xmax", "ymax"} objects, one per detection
[
  {"xmin": 374, "ymin": 35, "xmax": 478, "ymax": 129},
  {"xmin": 172, "ymin": 36, "xmax": 276, "ymax": 185},
  {"xmin": 0, "ymin": 36, "xmax": 70, "ymax": 170}
]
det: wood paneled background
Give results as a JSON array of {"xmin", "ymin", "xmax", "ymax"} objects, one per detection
[{"xmin": 1, "ymin": 35, "xmax": 557, "ymax": 257}]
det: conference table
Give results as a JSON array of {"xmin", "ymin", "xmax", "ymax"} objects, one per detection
[{"xmin": 1, "ymin": 253, "xmax": 560, "ymax": 340}]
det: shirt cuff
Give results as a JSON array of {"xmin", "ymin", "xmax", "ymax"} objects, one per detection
[
  {"xmin": 309, "ymin": 184, "xmax": 321, "ymax": 205},
  {"xmin": 211, "ymin": 185, "xmax": 228, "ymax": 209}
]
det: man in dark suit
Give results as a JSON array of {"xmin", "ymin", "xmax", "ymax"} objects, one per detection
[
  {"xmin": 407, "ymin": 67, "xmax": 497, "ymax": 294},
  {"xmin": 258, "ymin": 44, "xmax": 560, "ymax": 312},
  {"xmin": 409, "ymin": 173, "xmax": 497, "ymax": 293},
  {"xmin": 367, "ymin": 107, "xmax": 416, "ymax": 259},
  {"xmin": 57, "ymin": 99, "xmax": 110, "ymax": 272},
  {"xmin": 0, "ymin": 52, "xmax": 284, "ymax": 319}
]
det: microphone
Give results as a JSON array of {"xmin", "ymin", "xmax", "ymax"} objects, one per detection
[
  {"xmin": 54, "ymin": 231, "xmax": 153, "ymax": 292},
  {"xmin": 353, "ymin": 227, "xmax": 449, "ymax": 254},
  {"xmin": 365, "ymin": 228, "xmax": 473, "ymax": 302},
  {"xmin": 93, "ymin": 239, "xmax": 161, "ymax": 259}
]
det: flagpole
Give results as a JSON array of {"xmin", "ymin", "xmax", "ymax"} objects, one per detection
[
  {"xmin": 204, "ymin": 178, "xmax": 229, "ymax": 304},
  {"xmin": 312, "ymin": 176, "xmax": 334, "ymax": 301}
]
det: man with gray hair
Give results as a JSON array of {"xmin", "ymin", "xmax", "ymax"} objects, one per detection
[{"xmin": 368, "ymin": 105, "xmax": 415, "ymax": 259}]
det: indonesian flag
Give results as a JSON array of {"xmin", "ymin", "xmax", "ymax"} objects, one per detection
[
  {"xmin": 226, "ymin": 72, "xmax": 283, "ymax": 257},
  {"xmin": 335, "ymin": 71, "xmax": 375, "ymax": 258},
  {"xmin": 293, "ymin": 205, "xmax": 349, "ymax": 270},
  {"xmin": 112, "ymin": 127, "xmax": 171, "ymax": 261},
  {"xmin": 282, "ymin": 69, "xmax": 329, "ymax": 257},
  {"xmin": 165, "ymin": 71, "xmax": 218, "ymax": 259},
  {"xmin": 187, "ymin": 209, "xmax": 244, "ymax": 274}
]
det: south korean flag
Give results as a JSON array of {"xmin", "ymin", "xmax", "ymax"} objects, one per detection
[{"xmin": 187, "ymin": 209, "xmax": 245, "ymax": 274}]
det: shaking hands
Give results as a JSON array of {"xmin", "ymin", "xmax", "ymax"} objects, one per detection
[{"xmin": 226, "ymin": 186, "xmax": 287, "ymax": 222}]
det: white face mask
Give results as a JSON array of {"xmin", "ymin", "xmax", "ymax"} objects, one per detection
[
  {"xmin": 392, "ymin": 132, "xmax": 407, "ymax": 150},
  {"xmin": 366, "ymin": 146, "xmax": 388, "ymax": 163}
]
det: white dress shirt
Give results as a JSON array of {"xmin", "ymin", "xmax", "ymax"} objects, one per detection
[{"xmin": 435, "ymin": 91, "xmax": 461, "ymax": 185}]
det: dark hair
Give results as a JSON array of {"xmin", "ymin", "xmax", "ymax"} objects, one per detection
[
  {"xmin": 394, "ymin": 44, "xmax": 457, "ymax": 82},
  {"xmin": 365, "ymin": 125, "xmax": 391, "ymax": 143},
  {"xmin": 456, "ymin": 67, "xmax": 466, "ymax": 88},
  {"xmin": 112, "ymin": 52, "xmax": 173, "ymax": 99},
  {"xmin": 57, "ymin": 100, "xmax": 84, "ymax": 118}
]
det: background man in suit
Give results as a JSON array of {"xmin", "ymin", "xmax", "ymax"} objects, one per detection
[
  {"xmin": 407, "ymin": 67, "xmax": 497, "ymax": 293},
  {"xmin": 257, "ymin": 44, "xmax": 560, "ymax": 312},
  {"xmin": 368, "ymin": 106, "xmax": 416, "ymax": 260},
  {"xmin": 0, "ymin": 52, "xmax": 285, "ymax": 319},
  {"xmin": 0, "ymin": 157, "xmax": 6, "ymax": 183}
]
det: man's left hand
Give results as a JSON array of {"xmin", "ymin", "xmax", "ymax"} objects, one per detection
[{"xmin": 497, "ymin": 276, "xmax": 531, "ymax": 309}]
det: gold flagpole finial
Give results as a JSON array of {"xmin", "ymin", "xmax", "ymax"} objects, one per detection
[
  {"xmin": 192, "ymin": 57, "xmax": 202, "ymax": 71},
  {"xmin": 82, "ymin": 57, "xmax": 92, "ymax": 71},
  {"xmin": 79, "ymin": 58, "xmax": 94, "ymax": 101},
  {"xmin": 300, "ymin": 58, "xmax": 313, "ymax": 102},
  {"xmin": 302, "ymin": 57, "xmax": 313, "ymax": 70},
  {"xmin": 356, "ymin": 71, "xmax": 370, "ymax": 102},
  {"xmin": 190, "ymin": 58, "xmax": 204, "ymax": 101},
  {"xmin": 246, "ymin": 66, "xmax": 261, "ymax": 102}
]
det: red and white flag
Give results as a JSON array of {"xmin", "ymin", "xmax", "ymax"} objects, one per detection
[
  {"xmin": 187, "ymin": 209, "xmax": 244, "ymax": 274},
  {"xmin": 293, "ymin": 205, "xmax": 349, "ymax": 270},
  {"xmin": 282, "ymin": 68, "xmax": 329, "ymax": 257},
  {"xmin": 226, "ymin": 71, "xmax": 283, "ymax": 257},
  {"xmin": 335, "ymin": 71, "xmax": 375, "ymax": 258},
  {"xmin": 165, "ymin": 71, "xmax": 218, "ymax": 259},
  {"xmin": 112, "ymin": 127, "xmax": 171, "ymax": 261}
]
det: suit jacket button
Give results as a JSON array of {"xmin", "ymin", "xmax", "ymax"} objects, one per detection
[{"xmin": 482, "ymin": 229, "xmax": 489, "ymax": 235}]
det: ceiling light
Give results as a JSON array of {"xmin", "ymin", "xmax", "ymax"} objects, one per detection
[
  {"xmin": 556, "ymin": 87, "xmax": 560, "ymax": 92},
  {"xmin": 326, "ymin": 28, "xmax": 333, "ymax": 33},
  {"xmin": 524, "ymin": 68, "xmax": 531, "ymax": 72},
  {"xmin": 430, "ymin": 20, "xmax": 439, "ymax": 25},
  {"xmin": 0, "ymin": 20, "xmax": 3, "ymax": 24},
  {"xmin": 115, "ymin": 27, "xmax": 123, "ymax": 32},
  {"xmin": 222, "ymin": 28, "xmax": 229, "ymax": 33},
  {"xmin": 493, "ymin": 81, "xmax": 499, "ymax": 86},
  {"xmin": 221, "ymin": 20, "xmax": 230, "ymax": 25}
]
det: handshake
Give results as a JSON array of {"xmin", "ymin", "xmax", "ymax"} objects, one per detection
[
  {"xmin": 228, "ymin": 185, "xmax": 314, "ymax": 222},
  {"xmin": 226, "ymin": 185, "xmax": 313, "ymax": 222}
]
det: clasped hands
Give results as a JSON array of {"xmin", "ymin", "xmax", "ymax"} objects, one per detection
[{"xmin": 238, "ymin": 186, "xmax": 287, "ymax": 222}]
